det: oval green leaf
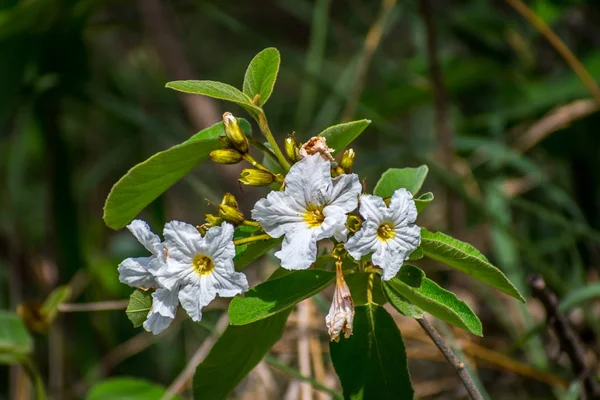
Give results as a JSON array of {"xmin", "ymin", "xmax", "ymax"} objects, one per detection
[
  {"xmin": 374, "ymin": 165, "xmax": 429, "ymax": 198},
  {"xmin": 420, "ymin": 228, "xmax": 525, "ymax": 302},
  {"xmin": 319, "ymin": 119, "xmax": 371, "ymax": 155},
  {"xmin": 330, "ymin": 305, "xmax": 413, "ymax": 400},
  {"xmin": 243, "ymin": 47, "xmax": 280, "ymax": 106},
  {"xmin": 384, "ymin": 265, "xmax": 483, "ymax": 336},
  {"xmin": 86, "ymin": 377, "xmax": 178, "ymax": 400},
  {"xmin": 126, "ymin": 289, "xmax": 152, "ymax": 328},
  {"xmin": 229, "ymin": 269, "xmax": 334, "ymax": 325},
  {"xmin": 0, "ymin": 311, "xmax": 33, "ymax": 365}
]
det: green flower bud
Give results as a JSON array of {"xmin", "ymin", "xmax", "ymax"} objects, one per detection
[
  {"xmin": 239, "ymin": 169, "xmax": 275, "ymax": 186},
  {"xmin": 345, "ymin": 215, "xmax": 363, "ymax": 233},
  {"xmin": 204, "ymin": 214, "xmax": 223, "ymax": 226},
  {"xmin": 221, "ymin": 193, "xmax": 239, "ymax": 209},
  {"xmin": 331, "ymin": 166, "xmax": 345, "ymax": 177},
  {"xmin": 340, "ymin": 149, "xmax": 355, "ymax": 173},
  {"xmin": 223, "ymin": 112, "xmax": 249, "ymax": 153},
  {"xmin": 218, "ymin": 204, "xmax": 245, "ymax": 225},
  {"xmin": 210, "ymin": 148, "xmax": 243, "ymax": 165},
  {"xmin": 284, "ymin": 135, "xmax": 301, "ymax": 162}
]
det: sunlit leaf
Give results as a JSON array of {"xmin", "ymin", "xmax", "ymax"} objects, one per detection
[
  {"xmin": 243, "ymin": 47, "xmax": 280, "ymax": 106},
  {"xmin": 319, "ymin": 119, "xmax": 371, "ymax": 155},
  {"xmin": 374, "ymin": 165, "xmax": 429, "ymax": 198}
]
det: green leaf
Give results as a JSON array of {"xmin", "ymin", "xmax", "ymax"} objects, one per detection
[
  {"xmin": 0, "ymin": 311, "xmax": 33, "ymax": 365},
  {"xmin": 229, "ymin": 269, "xmax": 334, "ymax": 325},
  {"xmin": 126, "ymin": 289, "xmax": 152, "ymax": 328},
  {"xmin": 345, "ymin": 273, "xmax": 387, "ymax": 306},
  {"xmin": 382, "ymin": 283, "xmax": 425, "ymax": 319},
  {"xmin": 420, "ymin": 229, "xmax": 525, "ymax": 302},
  {"xmin": 408, "ymin": 246, "xmax": 423, "ymax": 260},
  {"xmin": 234, "ymin": 237, "xmax": 282, "ymax": 270},
  {"xmin": 40, "ymin": 285, "xmax": 71, "ymax": 323},
  {"xmin": 193, "ymin": 310, "xmax": 291, "ymax": 400},
  {"xmin": 374, "ymin": 165, "xmax": 429, "ymax": 198},
  {"xmin": 384, "ymin": 265, "xmax": 483, "ymax": 336},
  {"xmin": 415, "ymin": 192, "xmax": 434, "ymax": 213},
  {"xmin": 86, "ymin": 377, "xmax": 178, "ymax": 400},
  {"xmin": 319, "ymin": 119, "xmax": 371, "ymax": 155},
  {"xmin": 243, "ymin": 47, "xmax": 280, "ymax": 106},
  {"xmin": 165, "ymin": 80, "xmax": 261, "ymax": 115},
  {"xmin": 330, "ymin": 305, "xmax": 413, "ymax": 400},
  {"xmin": 103, "ymin": 120, "xmax": 251, "ymax": 229}
]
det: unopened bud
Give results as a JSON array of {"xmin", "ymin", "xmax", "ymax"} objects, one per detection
[
  {"xmin": 204, "ymin": 214, "xmax": 223, "ymax": 226},
  {"xmin": 218, "ymin": 204, "xmax": 245, "ymax": 225},
  {"xmin": 17, "ymin": 303, "xmax": 49, "ymax": 333},
  {"xmin": 340, "ymin": 149, "xmax": 355, "ymax": 173},
  {"xmin": 210, "ymin": 148, "xmax": 243, "ymax": 165},
  {"xmin": 331, "ymin": 166, "xmax": 345, "ymax": 177},
  {"xmin": 326, "ymin": 261, "xmax": 354, "ymax": 342},
  {"xmin": 284, "ymin": 136, "xmax": 301, "ymax": 162},
  {"xmin": 223, "ymin": 112, "xmax": 249, "ymax": 153},
  {"xmin": 345, "ymin": 215, "xmax": 362, "ymax": 233},
  {"xmin": 239, "ymin": 169, "xmax": 275, "ymax": 186},
  {"xmin": 221, "ymin": 193, "xmax": 239, "ymax": 209}
]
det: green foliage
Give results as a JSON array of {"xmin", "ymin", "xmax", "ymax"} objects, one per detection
[
  {"xmin": 234, "ymin": 237, "xmax": 282, "ymax": 270},
  {"xmin": 86, "ymin": 377, "xmax": 178, "ymax": 400},
  {"xmin": 330, "ymin": 305, "xmax": 413, "ymax": 400},
  {"xmin": 374, "ymin": 165, "xmax": 429, "ymax": 198},
  {"xmin": 243, "ymin": 47, "xmax": 280, "ymax": 106},
  {"xmin": 126, "ymin": 289, "xmax": 152, "ymax": 328},
  {"xmin": 384, "ymin": 265, "xmax": 483, "ymax": 336},
  {"xmin": 415, "ymin": 192, "xmax": 434, "ymax": 213},
  {"xmin": 193, "ymin": 310, "xmax": 291, "ymax": 400},
  {"xmin": 103, "ymin": 119, "xmax": 251, "ymax": 229},
  {"xmin": 229, "ymin": 269, "xmax": 334, "ymax": 325},
  {"xmin": 40, "ymin": 285, "xmax": 71, "ymax": 323},
  {"xmin": 0, "ymin": 311, "xmax": 33, "ymax": 364},
  {"xmin": 420, "ymin": 229, "xmax": 525, "ymax": 302},
  {"xmin": 318, "ymin": 119, "xmax": 371, "ymax": 155},
  {"xmin": 345, "ymin": 272, "xmax": 387, "ymax": 306}
]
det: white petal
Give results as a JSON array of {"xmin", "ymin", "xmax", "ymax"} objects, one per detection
[
  {"xmin": 143, "ymin": 287, "xmax": 179, "ymax": 335},
  {"xmin": 372, "ymin": 242, "xmax": 403, "ymax": 281},
  {"xmin": 204, "ymin": 223, "xmax": 236, "ymax": 265},
  {"xmin": 209, "ymin": 269, "xmax": 249, "ymax": 297},
  {"xmin": 155, "ymin": 258, "xmax": 189, "ymax": 291},
  {"xmin": 127, "ymin": 220, "xmax": 161, "ymax": 255},
  {"xmin": 274, "ymin": 227, "xmax": 318, "ymax": 270},
  {"xmin": 344, "ymin": 221, "xmax": 379, "ymax": 261},
  {"xmin": 319, "ymin": 205, "xmax": 350, "ymax": 242},
  {"xmin": 118, "ymin": 257, "xmax": 157, "ymax": 288},
  {"xmin": 389, "ymin": 188, "xmax": 418, "ymax": 226},
  {"xmin": 358, "ymin": 195, "xmax": 388, "ymax": 223},
  {"xmin": 284, "ymin": 154, "xmax": 332, "ymax": 206},
  {"xmin": 164, "ymin": 220, "xmax": 204, "ymax": 264},
  {"xmin": 251, "ymin": 191, "xmax": 305, "ymax": 238},
  {"xmin": 328, "ymin": 173, "xmax": 361, "ymax": 212},
  {"xmin": 390, "ymin": 224, "xmax": 421, "ymax": 260},
  {"xmin": 178, "ymin": 276, "xmax": 217, "ymax": 322}
]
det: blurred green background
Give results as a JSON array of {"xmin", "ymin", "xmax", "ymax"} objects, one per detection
[{"xmin": 2, "ymin": 0, "xmax": 600, "ymax": 398}]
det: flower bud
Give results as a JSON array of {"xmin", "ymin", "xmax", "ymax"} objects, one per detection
[
  {"xmin": 284, "ymin": 136, "xmax": 300, "ymax": 162},
  {"xmin": 340, "ymin": 149, "xmax": 355, "ymax": 173},
  {"xmin": 345, "ymin": 215, "xmax": 363, "ymax": 233},
  {"xmin": 204, "ymin": 214, "xmax": 223, "ymax": 226},
  {"xmin": 218, "ymin": 204, "xmax": 245, "ymax": 225},
  {"xmin": 239, "ymin": 169, "xmax": 275, "ymax": 186},
  {"xmin": 331, "ymin": 166, "xmax": 345, "ymax": 177},
  {"xmin": 221, "ymin": 193, "xmax": 239, "ymax": 209},
  {"xmin": 210, "ymin": 148, "xmax": 243, "ymax": 165},
  {"xmin": 326, "ymin": 261, "xmax": 354, "ymax": 342},
  {"xmin": 223, "ymin": 112, "xmax": 249, "ymax": 153}
]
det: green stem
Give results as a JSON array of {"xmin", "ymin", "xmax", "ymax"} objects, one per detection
[
  {"xmin": 257, "ymin": 112, "xmax": 291, "ymax": 172},
  {"xmin": 241, "ymin": 220, "xmax": 262, "ymax": 228},
  {"xmin": 22, "ymin": 358, "xmax": 47, "ymax": 400},
  {"xmin": 248, "ymin": 137, "xmax": 280, "ymax": 166},
  {"xmin": 234, "ymin": 234, "xmax": 273, "ymax": 246}
]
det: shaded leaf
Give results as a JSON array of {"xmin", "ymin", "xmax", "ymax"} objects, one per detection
[
  {"xmin": 234, "ymin": 237, "xmax": 282, "ymax": 270},
  {"xmin": 421, "ymin": 229, "xmax": 525, "ymax": 302},
  {"xmin": 374, "ymin": 165, "xmax": 429, "ymax": 198},
  {"xmin": 229, "ymin": 269, "xmax": 334, "ymax": 325},
  {"xmin": 86, "ymin": 377, "xmax": 178, "ymax": 400},
  {"xmin": 319, "ymin": 119, "xmax": 371, "ymax": 155},
  {"xmin": 243, "ymin": 47, "xmax": 280, "ymax": 106},
  {"xmin": 0, "ymin": 311, "xmax": 32, "ymax": 365},
  {"xmin": 126, "ymin": 289, "xmax": 152, "ymax": 328},
  {"xmin": 330, "ymin": 305, "xmax": 413, "ymax": 400},
  {"xmin": 345, "ymin": 273, "xmax": 387, "ymax": 306}
]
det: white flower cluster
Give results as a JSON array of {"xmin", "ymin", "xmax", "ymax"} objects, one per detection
[{"xmin": 118, "ymin": 140, "xmax": 420, "ymax": 338}]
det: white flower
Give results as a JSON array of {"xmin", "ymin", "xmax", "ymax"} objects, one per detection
[
  {"xmin": 251, "ymin": 154, "xmax": 361, "ymax": 270},
  {"xmin": 325, "ymin": 262, "xmax": 354, "ymax": 341},
  {"xmin": 143, "ymin": 287, "xmax": 179, "ymax": 335},
  {"xmin": 118, "ymin": 219, "xmax": 164, "ymax": 289},
  {"xmin": 345, "ymin": 188, "xmax": 420, "ymax": 280},
  {"xmin": 155, "ymin": 221, "xmax": 248, "ymax": 322}
]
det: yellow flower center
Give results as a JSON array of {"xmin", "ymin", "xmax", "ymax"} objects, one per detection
[
  {"xmin": 304, "ymin": 205, "xmax": 325, "ymax": 229},
  {"xmin": 192, "ymin": 254, "xmax": 215, "ymax": 275},
  {"xmin": 377, "ymin": 222, "xmax": 396, "ymax": 241}
]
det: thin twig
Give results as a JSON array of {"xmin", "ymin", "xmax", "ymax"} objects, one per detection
[
  {"xmin": 58, "ymin": 300, "xmax": 128, "ymax": 312},
  {"xmin": 506, "ymin": 0, "xmax": 600, "ymax": 105},
  {"xmin": 162, "ymin": 313, "xmax": 230, "ymax": 399},
  {"xmin": 416, "ymin": 317, "xmax": 484, "ymax": 400},
  {"xmin": 529, "ymin": 275, "xmax": 600, "ymax": 399}
]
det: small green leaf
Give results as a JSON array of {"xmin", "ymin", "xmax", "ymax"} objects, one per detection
[
  {"xmin": 0, "ymin": 311, "xmax": 33, "ymax": 365},
  {"xmin": 330, "ymin": 305, "xmax": 413, "ymax": 400},
  {"xmin": 229, "ymin": 269, "xmax": 334, "ymax": 325},
  {"xmin": 383, "ymin": 284, "xmax": 425, "ymax": 319},
  {"xmin": 103, "ymin": 120, "xmax": 251, "ymax": 230},
  {"xmin": 420, "ymin": 229, "xmax": 525, "ymax": 302},
  {"xmin": 243, "ymin": 47, "xmax": 280, "ymax": 106},
  {"xmin": 193, "ymin": 310, "xmax": 291, "ymax": 400},
  {"xmin": 126, "ymin": 289, "xmax": 152, "ymax": 328},
  {"xmin": 86, "ymin": 377, "xmax": 178, "ymax": 400},
  {"xmin": 374, "ymin": 165, "xmax": 429, "ymax": 198},
  {"xmin": 165, "ymin": 80, "xmax": 261, "ymax": 115},
  {"xmin": 319, "ymin": 119, "xmax": 371, "ymax": 155},
  {"xmin": 345, "ymin": 273, "xmax": 387, "ymax": 306},
  {"xmin": 384, "ymin": 265, "xmax": 483, "ymax": 336},
  {"xmin": 234, "ymin": 237, "xmax": 282, "ymax": 270},
  {"xmin": 40, "ymin": 285, "xmax": 71, "ymax": 323},
  {"xmin": 415, "ymin": 192, "xmax": 434, "ymax": 213},
  {"xmin": 408, "ymin": 246, "xmax": 423, "ymax": 260}
]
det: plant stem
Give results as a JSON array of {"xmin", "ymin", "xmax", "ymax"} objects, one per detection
[
  {"xmin": 416, "ymin": 317, "xmax": 484, "ymax": 400},
  {"xmin": 22, "ymin": 358, "xmax": 47, "ymax": 400},
  {"xmin": 241, "ymin": 220, "xmax": 262, "ymax": 228},
  {"xmin": 257, "ymin": 112, "xmax": 291, "ymax": 172},
  {"xmin": 248, "ymin": 137, "xmax": 280, "ymax": 166},
  {"xmin": 243, "ymin": 153, "xmax": 284, "ymax": 183},
  {"xmin": 58, "ymin": 300, "xmax": 128, "ymax": 312},
  {"xmin": 233, "ymin": 234, "xmax": 273, "ymax": 246}
]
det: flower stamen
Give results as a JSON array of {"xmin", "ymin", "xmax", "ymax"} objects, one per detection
[
  {"xmin": 192, "ymin": 254, "xmax": 215, "ymax": 275},
  {"xmin": 377, "ymin": 222, "xmax": 396, "ymax": 241},
  {"xmin": 304, "ymin": 206, "xmax": 325, "ymax": 228}
]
